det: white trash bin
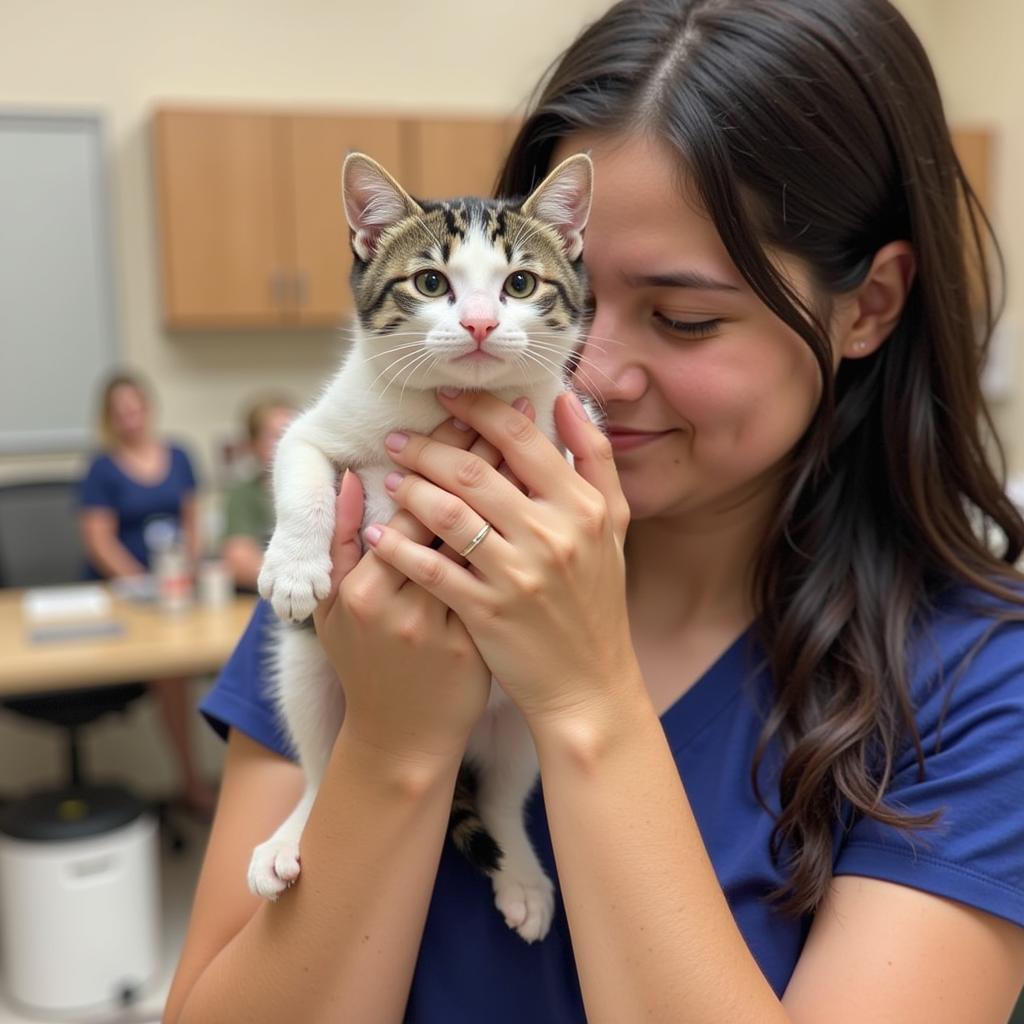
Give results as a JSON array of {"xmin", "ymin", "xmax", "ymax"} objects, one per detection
[{"xmin": 0, "ymin": 786, "xmax": 160, "ymax": 1017}]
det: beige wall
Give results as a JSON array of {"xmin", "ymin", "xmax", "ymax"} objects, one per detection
[{"xmin": 1, "ymin": 0, "xmax": 1020, "ymax": 493}]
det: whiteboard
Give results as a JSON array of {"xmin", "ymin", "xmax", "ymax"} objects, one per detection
[{"xmin": 0, "ymin": 113, "xmax": 120, "ymax": 453}]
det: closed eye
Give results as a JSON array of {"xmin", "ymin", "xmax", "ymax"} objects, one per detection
[{"xmin": 653, "ymin": 313, "xmax": 721, "ymax": 338}]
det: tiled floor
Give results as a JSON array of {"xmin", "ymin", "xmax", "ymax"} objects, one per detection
[{"xmin": 0, "ymin": 813, "xmax": 208, "ymax": 1024}]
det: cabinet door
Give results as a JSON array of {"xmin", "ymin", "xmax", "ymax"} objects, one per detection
[
  {"xmin": 951, "ymin": 127, "xmax": 994, "ymax": 312},
  {"xmin": 287, "ymin": 115, "xmax": 404, "ymax": 325},
  {"xmin": 154, "ymin": 110, "xmax": 290, "ymax": 328},
  {"xmin": 402, "ymin": 117, "xmax": 518, "ymax": 200}
]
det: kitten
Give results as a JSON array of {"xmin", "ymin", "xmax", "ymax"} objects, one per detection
[{"xmin": 251, "ymin": 150, "xmax": 594, "ymax": 944}]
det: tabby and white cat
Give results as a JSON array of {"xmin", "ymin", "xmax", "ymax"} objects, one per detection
[{"xmin": 251, "ymin": 150, "xmax": 594, "ymax": 943}]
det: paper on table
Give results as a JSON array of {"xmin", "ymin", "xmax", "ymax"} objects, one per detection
[{"xmin": 22, "ymin": 585, "xmax": 112, "ymax": 623}]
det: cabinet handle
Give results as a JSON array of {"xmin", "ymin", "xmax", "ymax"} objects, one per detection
[
  {"xmin": 293, "ymin": 271, "xmax": 309, "ymax": 308},
  {"xmin": 270, "ymin": 269, "xmax": 288, "ymax": 307}
]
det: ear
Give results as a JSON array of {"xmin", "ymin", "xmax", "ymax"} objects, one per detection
[
  {"xmin": 520, "ymin": 153, "xmax": 593, "ymax": 260},
  {"xmin": 839, "ymin": 240, "xmax": 917, "ymax": 359},
  {"xmin": 342, "ymin": 152, "xmax": 422, "ymax": 261}
]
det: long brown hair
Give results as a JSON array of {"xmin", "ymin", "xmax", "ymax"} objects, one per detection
[{"xmin": 498, "ymin": 0, "xmax": 1024, "ymax": 915}]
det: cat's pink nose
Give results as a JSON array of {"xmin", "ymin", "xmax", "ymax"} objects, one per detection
[
  {"xmin": 460, "ymin": 296, "xmax": 498, "ymax": 345},
  {"xmin": 460, "ymin": 316, "xmax": 498, "ymax": 345}
]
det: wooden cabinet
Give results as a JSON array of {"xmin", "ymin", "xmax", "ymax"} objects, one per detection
[
  {"xmin": 153, "ymin": 108, "xmax": 516, "ymax": 330},
  {"xmin": 285, "ymin": 115, "xmax": 404, "ymax": 326},
  {"xmin": 154, "ymin": 111, "xmax": 288, "ymax": 328},
  {"xmin": 951, "ymin": 127, "xmax": 995, "ymax": 312},
  {"xmin": 403, "ymin": 116, "xmax": 520, "ymax": 199}
]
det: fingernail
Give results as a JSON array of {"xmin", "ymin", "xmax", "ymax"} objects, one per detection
[
  {"xmin": 567, "ymin": 391, "xmax": 590, "ymax": 422},
  {"xmin": 438, "ymin": 386, "xmax": 461, "ymax": 399},
  {"xmin": 452, "ymin": 418, "xmax": 471, "ymax": 431},
  {"xmin": 385, "ymin": 431, "xmax": 408, "ymax": 452},
  {"xmin": 384, "ymin": 471, "xmax": 404, "ymax": 490},
  {"xmin": 363, "ymin": 525, "xmax": 383, "ymax": 546},
  {"xmin": 512, "ymin": 396, "xmax": 530, "ymax": 414}
]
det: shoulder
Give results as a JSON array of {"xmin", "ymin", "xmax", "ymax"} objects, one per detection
[
  {"xmin": 909, "ymin": 581, "xmax": 1024, "ymax": 712},
  {"xmin": 167, "ymin": 443, "xmax": 198, "ymax": 485},
  {"xmin": 79, "ymin": 452, "xmax": 119, "ymax": 503},
  {"xmin": 833, "ymin": 580, "xmax": 1024, "ymax": 929}
]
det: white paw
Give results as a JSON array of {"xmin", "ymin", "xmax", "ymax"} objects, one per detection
[
  {"xmin": 247, "ymin": 837, "xmax": 302, "ymax": 900},
  {"xmin": 258, "ymin": 541, "xmax": 332, "ymax": 622},
  {"xmin": 492, "ymin": 868, "xmax": 555, "ymax": 943}
]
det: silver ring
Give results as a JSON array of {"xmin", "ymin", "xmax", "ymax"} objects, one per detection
[{"xmin": 459, "ymin": 521, "xmax": 492, "ymax": 558}]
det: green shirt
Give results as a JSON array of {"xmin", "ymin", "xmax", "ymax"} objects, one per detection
[{"xmin": 223, "ymin": 473, "xmax": 274, "ymax": 545}]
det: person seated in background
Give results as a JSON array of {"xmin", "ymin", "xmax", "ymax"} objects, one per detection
[
  {"xmin": 78, "ymin": 370, "xmax": 216, "ymax": 819},
  {"xmin": 221, "ymin": 397, "xmax": 297, "ymax": 592}
]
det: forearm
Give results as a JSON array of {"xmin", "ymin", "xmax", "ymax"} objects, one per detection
[
  {"xmin": 87, "ymin": 535, "xmax": 145, "ymax": 578},
  {"xmin": 532, "ymin": 687, "xmax": 789, "ymax": 1024},
  {"xmin": 176, "ymin": 733, "xmax": 460, "ymax": 1024},
  {"xmin": 181, "ymin": 498, "xmax": 201, "ymax": 567},
  {"xmin": 223, "ymin": 536, "xmax": 263, "ymax": 590}
]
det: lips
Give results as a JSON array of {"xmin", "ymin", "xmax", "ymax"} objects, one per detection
[{"xmin": 605, "ymin": 427, "xmax": 672, "ymax": 451}]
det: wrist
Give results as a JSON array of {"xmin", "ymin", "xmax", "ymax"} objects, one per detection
[
  {"xmin": 334, "ymin": 722, "xmax": 465, "ymax": 797},
  {"xmin": 528, "ymin": 667, "xmax": 656, "ymax": 772}
]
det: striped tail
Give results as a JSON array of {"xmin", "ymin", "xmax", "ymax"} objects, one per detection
[{"xmin": 448, "ymin": 765, "xmax": 503, "ymax": 874}]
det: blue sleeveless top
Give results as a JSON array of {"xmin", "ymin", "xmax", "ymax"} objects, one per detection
[
  {"xmin": 201, "ymin": 590, "xmax": 1024, "ymax": 1021},
  {"xmin": 78, "ymin": 444, "xmax": 196, "ymax": 577}
]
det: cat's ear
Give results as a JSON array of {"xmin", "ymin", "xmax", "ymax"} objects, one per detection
[
  {"xmin": 342, "ymin": 153, "xmax": 423, "ymax": 261},
  {"xmin": 520, "ymin": 153, "xmax": 593, "ymax": 261}
]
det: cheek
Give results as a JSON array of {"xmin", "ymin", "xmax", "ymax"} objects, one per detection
[{"xmin": 669, "ymin": 332, "xmax": 821, "ymax": 460}]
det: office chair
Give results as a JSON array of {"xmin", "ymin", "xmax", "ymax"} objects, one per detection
[{"xmin": 0, "ymin": 479, "xmax": 183, "ymax": 841}]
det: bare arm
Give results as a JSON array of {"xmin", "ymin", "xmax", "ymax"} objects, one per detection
[
  {"xmin": 169, "ymin": 417, "xmax": 509, "ymax": 1023},
  {"xmin": 79, "ymin": 508, "xmax": 145, "ymax": 578},
  {"xmin": 532, "ymin": 700, "xmax": 1024, "ymax": 1024},
  {"xmin": 180, "ymin": 493, "xmax": 201, "ymax": 568},
  {"xmin": 164, "ymin": 728, "xmax": 461, "ymax": 1024},
  {"xmin": 221, "ymin": 535, "xmax": 264, "ymax": 590}
]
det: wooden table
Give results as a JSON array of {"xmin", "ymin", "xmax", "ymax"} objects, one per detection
[{"xmin": 0, "ymin": 587, "xmax": 257, "ymax": 697}]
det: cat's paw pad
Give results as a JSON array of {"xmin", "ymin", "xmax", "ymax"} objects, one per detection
[
  {"xmin": 247, "ymin": 837, "xmax": 302, "ymax": 900},
  {"xmin": 258, "ymin": 549, "xmax": 332, "ymax": 623},
  {"xmin": 492, "ymin": 870, "xmax": 555, "ymax": 943}
]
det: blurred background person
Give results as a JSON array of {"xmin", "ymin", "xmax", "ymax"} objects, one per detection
[
  {"xmin": 221, "ymin": 396, "xmax": 297, "ymax": 592},
  {"xmin": 78, "ymin": 370, "xmax": 215, "ymax": 819}
]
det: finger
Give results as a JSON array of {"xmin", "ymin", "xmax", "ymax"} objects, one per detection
[
  {"xmin": 362, "ymin": 521, "xmax": 486, "ymax": 619},
  {"xmin": 434, "ymin": 389, "xmax": 573, "ymax": 500},
  {"xmin": 383, "ymin": 427, "xmax": 532, "ymax": 542},
  {"xmin": 313, "ymin": 470, "xmax": 365, "ymax": 627},
  {"xmin": 434, "ymin": 405, "xmax": 532, "ymax": 563},
  {"xmin": 384, "ymin": 470, "xmax": 513, "ymax": 576},
  {"xmin": 554, "ymin": 391, "xmax": 631, "ymax": 543}
]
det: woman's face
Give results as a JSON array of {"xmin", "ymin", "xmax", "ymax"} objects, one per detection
[
  {"xmin": 107, "ymin": 384, "xmax": 150, "ymax": 445},
  {"xmin": 553, "ymin": 132, "xmax": 825, "ymax": 526}
]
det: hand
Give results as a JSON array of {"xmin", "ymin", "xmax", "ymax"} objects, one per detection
[
  {"xmin": 361, "ymin": 389, "xmax": 637, "ymax": 727},
  {"xmin": 312, "ymin": 415, "xmax": 530, "ymax": 764}
]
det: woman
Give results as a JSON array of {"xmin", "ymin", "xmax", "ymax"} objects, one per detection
[
  {"xmin": 221, "ymin": 396, "xmax": 297, "ymax": 592},
  {"xmin": 80, "ymin": 372, "xmax": 215, "ymax": 819},
  {"xmin": 165, "ymin": 1, "xmax": 1024, "ymax": 1020}
]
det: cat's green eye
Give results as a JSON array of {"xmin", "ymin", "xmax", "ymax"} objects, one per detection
[
  {"xmin": 503, "ymin": 271, "xmax": 538, "ymax": 299},
  {"xmin": 413, "ymin": 270, "xmax": 450, "ymax": 298}
]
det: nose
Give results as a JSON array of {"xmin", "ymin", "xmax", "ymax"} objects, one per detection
[
  {"xmin": 579, "ymin": 310, "xmax": 648, "ymax": 402},
  {"xmin": 460, "ymin": 317, "xmax": 498, "ymax": 344},
  {"xmin": 460, "ymin": 295, "xmax": 498, "ymax": 346}
]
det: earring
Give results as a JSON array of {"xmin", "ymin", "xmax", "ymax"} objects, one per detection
[{"xmin": 853, "ymin": 339, "xmax": 868, "ymax": 353}]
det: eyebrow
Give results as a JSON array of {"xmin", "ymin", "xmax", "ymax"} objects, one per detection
[{"xmin": 624, "ymin": 270, "xmax": 742, "ymax": 292}]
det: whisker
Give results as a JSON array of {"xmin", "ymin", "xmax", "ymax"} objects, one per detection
[
  {"xmin": 370, "ymin": 347, "xmax": 428, "ymax": 393},
  {"xmin": 526, "ymin": 343, "xmax": 617, "ymax": 388},
  {"xmin": 397, "ymin": 349, "xmax": 436, "ymax": 404}
]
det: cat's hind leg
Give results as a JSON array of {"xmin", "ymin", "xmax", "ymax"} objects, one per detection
[
  {"xmin": 468, "ymin": 696, "xmax": 554, "ymax": 943},
  {"xmin": 248, "ymin": 626, "xmax": 344, "ymax": 899}
]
